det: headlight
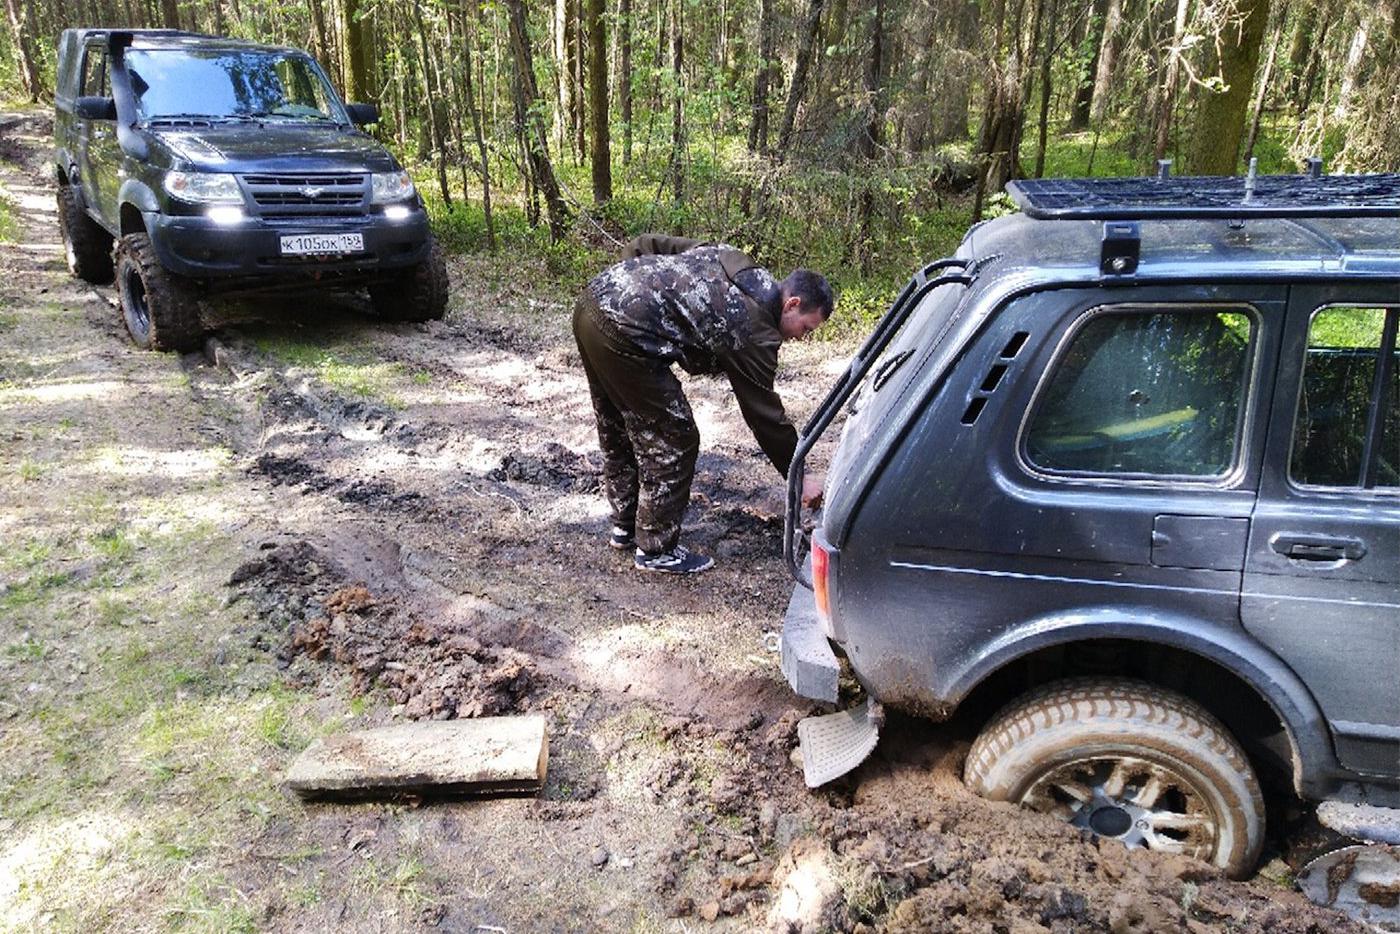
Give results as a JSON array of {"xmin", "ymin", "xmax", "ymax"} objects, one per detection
[
  {"xmin": 164, "ymin": 172, "xmax": 243, "ymax": 203},
  {"xmin": 371, "ymin": 171, "xmax": 415, "ymax": 204}
]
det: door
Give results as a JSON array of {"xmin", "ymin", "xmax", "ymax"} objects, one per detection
[
  {"xmin": 76, "ymin": 43, "xmax": 120, "ymax": 227},
  {"xmin": 1243, "ymin": 285, "xmax": 1400, "ymax": 778}
]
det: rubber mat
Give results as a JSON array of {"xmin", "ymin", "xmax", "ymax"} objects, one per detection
[{"xmin": 796, "ymin": 697, "xmax": 881, "ymax": 788}]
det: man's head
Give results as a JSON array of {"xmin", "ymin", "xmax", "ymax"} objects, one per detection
[{"xmin": 778, "ymin": 269, "xmax": 835, "ymax": 341}]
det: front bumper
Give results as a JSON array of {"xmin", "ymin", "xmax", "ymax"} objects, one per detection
[{"xmin": 146, "ymin": 209, "xmax": 432, "ymax": 279}]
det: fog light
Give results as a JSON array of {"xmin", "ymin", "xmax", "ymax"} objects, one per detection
[
  {"xmin": 206, "ymin": 206, "xmax": 245, "ymax": 225},
  {"xmin": 383, "ymin": 204, "xmax": 411, "ymax": 221}
]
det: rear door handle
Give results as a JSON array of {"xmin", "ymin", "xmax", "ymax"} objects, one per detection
[{"xmin": 1270, "ymin": 533, "xmax": 1367, "ymax": 562}]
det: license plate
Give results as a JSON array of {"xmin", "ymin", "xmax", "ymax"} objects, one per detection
[{"xmin": 279, "ymin": 232, "xmax": 364, "ymax": 255}]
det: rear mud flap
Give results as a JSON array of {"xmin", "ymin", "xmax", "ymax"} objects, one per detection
[
  {"xmin": 1297, "ymin": 844, "xmax": 1400, "ymax": 933},
  {"xmin": 796, "ymin": 697, "xmax": 883, "ymax": 788}
]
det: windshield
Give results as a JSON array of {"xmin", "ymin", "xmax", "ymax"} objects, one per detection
[{"xmin": 125, "ymin": 49, "xmax": 347, "ymax": 123}]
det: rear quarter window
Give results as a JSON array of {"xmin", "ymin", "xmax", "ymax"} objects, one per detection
[
  {"xmin": 1291, "ymin": 306, "xmax": 1399, "ymax": 490},
  {"xmin": 1023, "ymin": 306, "xmax": 1256, "ymax": 480}
]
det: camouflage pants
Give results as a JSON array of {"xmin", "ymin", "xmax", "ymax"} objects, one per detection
[{"xmin": 572, "ymin": 296, "xmax": 699, "ymax": 554}]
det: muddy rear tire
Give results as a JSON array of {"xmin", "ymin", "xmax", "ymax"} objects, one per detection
[
  {"xmin": 57, "ymin": 185, "xmax": 114, "ymax": 283},
  {"xmin": 114, "ymin": 233, "xmax": 204, "ymax": 352},
  {"xmin": 369, "ymin": 237, "xmax": 448, "ymax": 322},
  {"xmin": 964, "ymin": 678, "xmax": 1265, "ymax": 879}
]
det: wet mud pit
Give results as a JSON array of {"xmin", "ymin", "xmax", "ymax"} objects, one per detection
[{"xmin": 1, "ymin": 108, "xmax": 1361, "ymax": 930}]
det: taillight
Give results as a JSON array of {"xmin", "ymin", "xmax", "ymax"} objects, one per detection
[{"xmin": 812, "ymin": 538, "xmax": 831, "ymax": 624}]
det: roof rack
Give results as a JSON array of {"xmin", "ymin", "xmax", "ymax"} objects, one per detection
[{"xmin": 1007, "ymin": 168, "xmax": 1400, "ymax": 220}]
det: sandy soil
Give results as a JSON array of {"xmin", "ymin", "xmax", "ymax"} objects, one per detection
[{"xmin": 0, "ymin": 110, "xmax": 1362, "ymax": 932}]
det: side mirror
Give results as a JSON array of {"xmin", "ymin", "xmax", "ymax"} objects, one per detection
[
  {"xmin": 345, "ymin": 102, "xmax": 379, "ymax": 127},
  {"xmin": 75, "ymin": 96, "xmax": 117, "ymax": 121}
]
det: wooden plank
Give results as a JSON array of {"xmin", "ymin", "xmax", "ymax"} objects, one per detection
[{"xmin": 285, "ymin": 715, "xmax": 548, "ymax": 800}]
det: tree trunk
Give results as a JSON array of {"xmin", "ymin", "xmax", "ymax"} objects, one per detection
[
  {"xmin": 1286, "ymin": 0, "xmax": 1314, "ymax": 107},
  {"xmin": 1071, "ymin": 0, "xmax": 1109, "ymax": 129},
  {"xmin": 620, "ymin": 0, "xmax": 633, "ymax": 163},
  {"xmin": 1152, "ymin": 0, "xmax": 1192, "ymax": 163},
  {"xmin": 932, "ymin": 0, "xmax": 979, "ymax": 145},
  {"xmin": 3, "ymin": 0, "xmax": 41, "ymax": 102},
  {"xmin": 413, "ymin": 0, "xmax": 451, "ymax": 205},
  {"xmin": 669, "ymin": 0, "xmax": 684, "ymax": 208},
  {"xmin": 506, "ymin": 0, "xmax": 570, "ymax": 240},
  {"xmin": 776, "ymin": 0, "xmax": 827, "ymax": 155},
  {"xmin": 1300, "ymin": 11, "xmax": 1329, "ymax": 110},
  {"xmin": 461, "ymin": 1, "xmax": 496, "ymax": 251},
  {"xmin": 307, "ymin": 0, "xmax": 330, "ymax": 67},
  {"xmin": 1186, "ymin": 0, "xmax": 1271, "ymax": 173},
  {"xmin": 747, "ymin": 0, "xmax": 776, "ymax": 153},
  {"xmin": 586, "ymin": 0, "xmax": 612, "ymax": 204},
  {"xmin": 856, "ymin": 0, "xmax": 885, "ymax": 272},
  {"xmin": 562, "ymin": 0, "xmax": 580, "ymax": 161},
  {"xmin": 1335, "ymin": 6, "xmax": 1373, "ymax": 119},
  {"xmin": 158, "ymin": 0, "xmax": 179, "ymax": 28},
  {"xmin": 443, "ymin": 1, "xmax": 471, "ymax": 201},
  {"xmin": 1033, "ymin": 0, "xmax": 1058, "ymax": 175},
  {"xmin": 343, "ymin": 0, "xmax": 369, "ymax": 101},
  {"xmin": 1089, "ymin": 0, "xmax": 1123, "ymax": 125}
]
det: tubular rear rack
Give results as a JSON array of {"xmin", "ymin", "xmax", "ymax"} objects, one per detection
[{"xmin": 784, "ymin": 258, "xmax": 973, "ymax": 587}]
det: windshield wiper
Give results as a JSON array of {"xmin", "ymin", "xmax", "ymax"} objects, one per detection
[
  {"xmin": 237, "ymin": 111, "xmax": 338, "ymax": 123},
  {"xmin": 144, "ymin": 112, "xmax": 223, "ymax": 124}
]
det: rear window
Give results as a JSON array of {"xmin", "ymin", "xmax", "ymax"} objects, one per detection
[{"xmin": 1025, "ymin": 307, "xmax": 1255, "ymax": 479}]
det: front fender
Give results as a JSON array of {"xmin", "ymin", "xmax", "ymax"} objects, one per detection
[
  {"xmin": 118, "ymin": 178, "xmax": 161, "ymax": 217},
  {"xmin": 944, "ymin": 607, "xmax": 1336, "ymax": 799}
]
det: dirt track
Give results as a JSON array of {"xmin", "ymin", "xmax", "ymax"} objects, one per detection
[{"xmin": 0, "ymin": 110, "xmax": 1361, "ymax": 931}]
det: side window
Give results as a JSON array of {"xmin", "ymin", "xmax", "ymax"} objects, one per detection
[
  {"xmin": 80, "ymin": 47, "xmax": 108, "ymax": 97},
  {"xmin": 1025, "ymin": 307, "xmax": 1255, "ymax": 478},
  {"xmin": 1291, "ymin": 306, "xmax": 1398, "ymax": 490}
]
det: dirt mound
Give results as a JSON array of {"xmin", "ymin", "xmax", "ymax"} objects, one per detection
[
  {"xmin": 703, "ymin": 504, "xmax": 784, "ymax": 557},
  {"xmin": 231, "ymin": 543, "xmax": 538, "ymax": 720},
  {"xmin": 487, "ymin": 442, "xmax": 601, "ymax": 492},
  {"xmin": 252, "ymin": 453, "xmax": 338, "ymax": 492}
]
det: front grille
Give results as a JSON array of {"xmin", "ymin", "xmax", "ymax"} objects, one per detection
[{"xmin": 239, "ymin": 172, "xmax": 367, "ymax": 218}]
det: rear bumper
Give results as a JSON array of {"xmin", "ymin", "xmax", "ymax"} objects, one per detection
[
  {"xmin": 779, "ymin": 573, "xmax": 840, "ymax": 704},
  {"xmin": 146, "ymin": 209, "xmax": 431, "ymax": 279}
]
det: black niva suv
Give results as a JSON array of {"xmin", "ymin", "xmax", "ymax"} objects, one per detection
[
  {"xmin": 780, "ymin": 173, "xmax": 1400, "ymax": 884},
  {"xmin": 54, "ymin": 29, "xmax": 447, "ymax": 351}
]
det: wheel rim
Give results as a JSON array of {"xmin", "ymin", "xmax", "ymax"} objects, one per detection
[
  {"xmin": 122, "ymin": 263, "xmax": 151, "ymax": 339},
  {"xmin": 1019, "ymin": 755, "xmax": 1220, "ymax": 862}
]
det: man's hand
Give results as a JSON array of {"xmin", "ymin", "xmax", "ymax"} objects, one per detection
[{"xmin": 801, "ymin": 473, "xmax": 825, "ymax": 509}]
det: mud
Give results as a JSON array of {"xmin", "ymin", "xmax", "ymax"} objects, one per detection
[{"xmin": 2, "ymin": 108, "xmax": 1366, "ymax": 932}]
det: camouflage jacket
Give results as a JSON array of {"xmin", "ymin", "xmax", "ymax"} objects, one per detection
[{"xmin": 585, "ymin": 234, "xmax": 798, "ymax": 475}]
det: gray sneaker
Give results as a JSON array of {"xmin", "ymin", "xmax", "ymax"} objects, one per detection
[
  {"xmin": 633, "ymin": 545, "xmax": 714, "ymax": 575},
  {"xmin": 609, "ymin": 525, "xmax": 635, "ymax": 550}
]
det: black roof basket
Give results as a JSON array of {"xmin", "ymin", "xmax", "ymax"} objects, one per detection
[{"xmin": 1007, "ymin": 168, "xmax": 1400, "ymax": 220}]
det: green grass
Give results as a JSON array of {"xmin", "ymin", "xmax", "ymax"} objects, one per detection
[
  {"xmin": 253, "ymin": 336, "xmax": 408, "ymax": 406},
  {"xmin": 0, "ymin": 194, "xmax": 21, "ymax": 243}
]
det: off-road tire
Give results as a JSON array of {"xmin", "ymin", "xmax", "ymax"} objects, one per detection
[
  {"xmin": 369, "ymin": 237, "xmax": 448, "ymax": 322},
  {"xmin": 56, "ymin": 185, "xmax": 114, "ymax": 283},
  {"xmin": 964, "ymin": 678, "xmax": 1265, "ymax": 878},
  {"xmin": 114, "ymin": 233, "xmax": 204, "ymax": 352}
]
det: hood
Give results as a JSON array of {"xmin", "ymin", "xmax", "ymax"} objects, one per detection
[{"xmin": 151, "ymin": 124, "xmax": 399, "ymax": 174}]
